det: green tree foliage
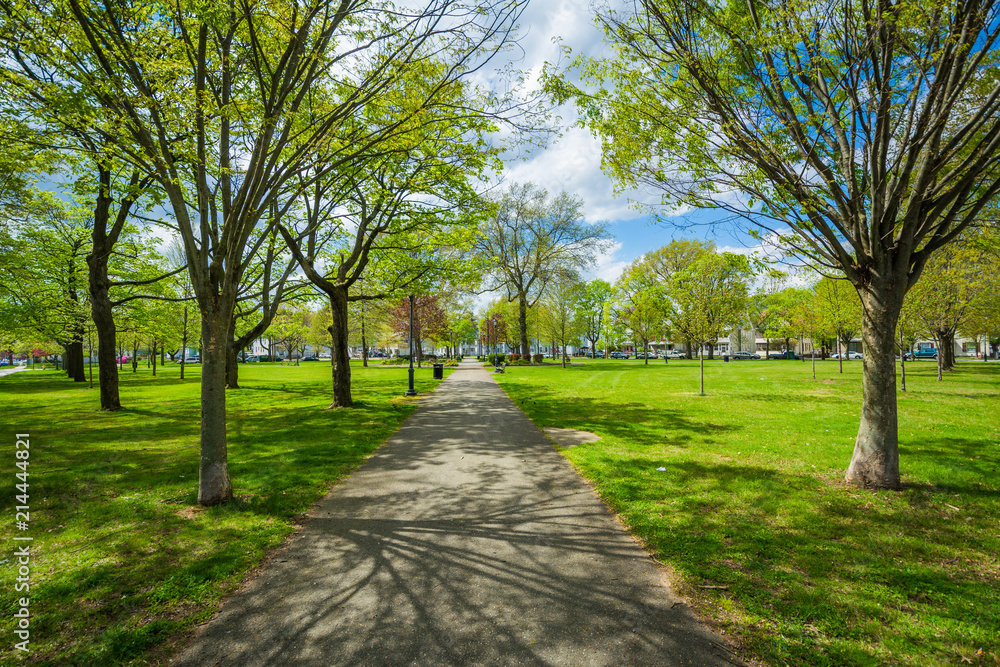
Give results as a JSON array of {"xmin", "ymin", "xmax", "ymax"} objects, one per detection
[
  {"xmin": 667, "ymin": 253, "xmax": 753, "ymax": 394},
  {"xmin": 614, "ymin": 259, "xmax": 665, "ymax": 364},
  {"xmin": 0, "ymin": 197, "xmax": 90, "ymax": 381},
  {"xmin": 645, "ymin": 240, "xmax": 715, "ymax": 357},
  {"xmin": 540, "ymin": 272, "xmax": 585, "ymax": 368},
  {"xmin": 903, "ymin": 240, "xmax": 992, "ymax": 378},
  {"xmin": 270, "ymin": 307, "xmax": 312, "ymax": 365},
  {"xmin": 815, "ymin": 276, "xmax": 863, "ymax": 373},
  {"xmin": 745, "ymin": 269, "xmax": 787, "ymax": 360},
  {"xmin": 576, "ymin": 279, "xmax": 613, "ymax": 357}
]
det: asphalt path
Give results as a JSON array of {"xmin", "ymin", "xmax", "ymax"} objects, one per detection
[{"xmin": 174, "ymin": 361, "xmax": 732, "ymax": 666}]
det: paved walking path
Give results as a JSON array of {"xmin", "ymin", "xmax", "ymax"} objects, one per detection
[{"xmin": 175, "ymin": 362, "xmax": 731, "ymax": 666}]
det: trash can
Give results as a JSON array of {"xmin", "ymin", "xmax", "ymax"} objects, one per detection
[
  {"xmin": 723, "ymin": 354, "xmax": 729, "ymax": 362},
  {"xmin": 432, "ymin": 363, "xmax": 444, "ymax": 379}
]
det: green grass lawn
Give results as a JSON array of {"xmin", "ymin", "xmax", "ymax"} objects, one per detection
[
  {"xmin": 496, "ymin": 358, "xmax": 1000, "ymax": 667},
  {"xmin": 0, "ymin": 361, "xmax": 445, "ymax": 665}
]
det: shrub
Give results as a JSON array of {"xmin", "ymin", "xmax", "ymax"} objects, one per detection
[
  {"xmin": 509, "ymin": 353, "xmax": 521, "ymax": 362},
  {"xmin": 531, "ymin": 354, "xmax": 543, "ymax": 364},
  {"xmin": 487, "ymin": 353, "xmax": 507, "ymax": 365}
]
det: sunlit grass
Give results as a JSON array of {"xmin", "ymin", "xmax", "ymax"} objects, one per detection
[
  {"xmin": 0, "ymin": 361, "xmax": 444, "ymax": 664},
  {"xmin": 497, "ymin": 358, "xmax": 1000, "ymax": 667}
]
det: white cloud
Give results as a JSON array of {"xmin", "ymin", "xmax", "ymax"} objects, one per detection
[{"xmin": 587, "ymin": 240, "xmax": 630, "ymax": 284}]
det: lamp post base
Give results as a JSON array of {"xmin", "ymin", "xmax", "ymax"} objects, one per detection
[{"xmin": 405, "ymin": 367, "xmax": 417, "ymax": 396}]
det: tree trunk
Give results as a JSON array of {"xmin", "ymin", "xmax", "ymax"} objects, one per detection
[
  {"xmin": 68, "ymin": 329, "xmax": 86, "ymax": 382},
  {"xmin": 844, "ymin": 288, "xmax": 903, "ymax": 490},
  {"xmin": 940, "ymin": 331, "xmax": 956, "ymax": 371},
  {"xmin": 180, "ymin": 307, "xmax": 188, "ymax": 381},
  {"xmin": 327, "ymin": 287, "xmax": 353, "ymax": 408},
  {"xmin": 224, "ymin": 315, "xmax": 241, "ymax": 388},
  {"xmin": 899, "ymin": 330, "xmax": 907, "ymax": 392},
  {"xmin": 226, "ymin": 340, "xmax": 240, "ymax": 389},
  {"xmin": 88, "ymin": 252, "xmax": 122, "ymax": 408},
  {"xmin": 198, "ymin": 311, "xmax": 233, "ymax": 506},
  {"xmin": 518, "ymin": 294, "xmax": 530, "ymax": 361},
  {"xmin": 936, "ymin": 336, "xmax": 944, "ymax": 381},
  {"xmin": 837, "ymin": 330, "xmax": 843, "ymax": 374},
  {"xmin": 151, "ymin": 341, "xmax": 157, "ymax": 377},
  {"xmin": 361, "ymin": 314, "xmax": 368, "ymax": 368},
  {"xmin": 707, "ymin": 341, "xmax": 714, "ymax": 359},
  {"xmin": 699, "ymin": 345, "xmax": 705, "ymax": 395}
]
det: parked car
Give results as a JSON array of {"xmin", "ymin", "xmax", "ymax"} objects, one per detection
[
  {"xmin": 730, "ymin": 351, "xmax": 761, "ymax": 360},
  {"xmin": 904, "ymin": 348, "xmax": 937, "ymax": 361},
  {"xmin": 177, "ymin": 354, "xmax": 200, "ymax": 363},
  {"xmin": 636, "ymin": 351, "xmax": 659, "ymax": 359},
  {"xmin": 368, "ymin": 350, "xmax": 387, "ymax": 358},
  {"xmin": 769, "ymin": 350, "xmax": 800, "ymax": 360},
  {"xmin": 586, "ymin": 350, "xmax": 605, "ymax": 358},
  {"xmin": 663, "ymin": 350, "xmax": 686, "ymax": 359},
  {"xmin": 830, "ymin": 352, "xmax": 863, "ymax": 360},
  {"xmin": 609, "ymin": 351, "xmax": 630, "ymax": 359},
  {"xmin": 300, "ymin": 355, "xmax": 319, "ymax": 362}
]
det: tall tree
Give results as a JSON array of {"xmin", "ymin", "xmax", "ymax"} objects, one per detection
[
  {"xmin": 816, "ymin": 276, "xmax": 863, "ymax": 374},
  {"xmin": 667, "ymin": 253, "xmax": 752, "ymax": 395},
  {"xmin": 614, "ymin": 259, "xmax": 665, "ymax": 365},
  {"xmin": 577, "ymin": 279, "xmax": 612, "ymax": 357},
  {"xmin": 540, "ymin": 272, "xmax": 585, "ymax": 368},
  {"xmin": 644, "ymin": 240, "xmax": 716, "ymax": 358},
  {"xmin": 551, "ymin": 0, "xmax": 1000, "ymax": 489},
  {"xmin": 476, "ymin": 182, "xmax": 610, "ymax": 358},
  {"xmin": 278, "ymin": 56, "xmax": 499, "ymax": 408},
  {"xmin": 904, "ymin": 240, "xmax": 990, "ymax": 377}
]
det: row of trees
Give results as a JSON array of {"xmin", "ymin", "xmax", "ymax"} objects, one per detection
[
  {"xmin": 478, "ymin": 231, "xmax": 999, "ymax": 398},
  {"xmin": 0, "ymin": 0, "xmax": 538, "ymax": 504}
]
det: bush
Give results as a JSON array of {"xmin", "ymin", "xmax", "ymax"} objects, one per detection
[
  {"xmin": 532, "ymin": 354, "xmax": 543, "ymax": 364},
  {"xmin": 509, "ymin": 359, "xmax": 531, "ymax": 366},
  {"xmin": 509, "ymin": 353, "xmax": 521, "ymax": 362},
  {"xmin": 380, "ymin": 356, "xmax": 408, "ymax": 365},
  {"xmin": 486, "ymin": 353, "xmax": 507, "ymax": 366},
  {"xmin": 453, "ymin": 355, "xmax": 463, "ymax": 362}
]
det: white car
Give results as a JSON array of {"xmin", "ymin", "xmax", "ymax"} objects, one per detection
[
  {"xmin": 830, "ymin": 352, "xmax": 863, "ymax": 360},
  {"xmin": 663, "ymin": 350, "xmax": 686, "ymax": 359}
]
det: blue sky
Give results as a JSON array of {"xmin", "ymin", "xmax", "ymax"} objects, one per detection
[{"xmin": 491, "ymin": 0, "xmax": 769, "ymax": 284}]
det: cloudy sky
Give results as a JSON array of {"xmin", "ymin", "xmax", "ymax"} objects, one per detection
[{"xmin": 492, "ymin": 0, "xmax": 766, "ymax": 285}]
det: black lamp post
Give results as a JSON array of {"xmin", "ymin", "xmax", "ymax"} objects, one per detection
[
  {"xmin": 405, "ymin": 294, "xmax": 417, "ymax": 396},
  {"xmin": 492, "ymin": 315, "xmax": 501, "ymax": 372}
]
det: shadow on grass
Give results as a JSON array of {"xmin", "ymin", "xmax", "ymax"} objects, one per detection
[
  {"xmin": 585, "ymin": 456, "xmax": 999, "ymax": 666},
  {"xmin": 505, "ymin": 382, "xmax": 741, "ymax": 448},
  {"xmin": 0, "ymin": 365, "xmax": 440, "ymax": 665}
]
